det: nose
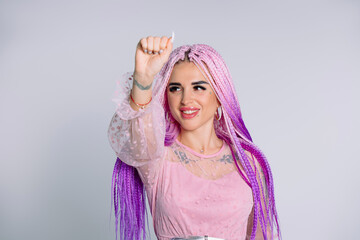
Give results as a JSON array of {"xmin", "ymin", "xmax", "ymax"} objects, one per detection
[{"xmin": 180, "ymin": 87, "xmax": 194, "ymax": 105}]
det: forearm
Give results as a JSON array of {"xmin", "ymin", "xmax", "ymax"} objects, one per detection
[{"xmin": 130, "ymin": 72, "xmax": 154, "ymax": 111}]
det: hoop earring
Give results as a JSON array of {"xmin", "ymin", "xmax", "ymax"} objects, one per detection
[{"xmin": 215, "ymin": 106, "xmax": 222, "ymax": 121}]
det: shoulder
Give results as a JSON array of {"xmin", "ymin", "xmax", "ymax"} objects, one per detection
[
  {"xmin": 233, "ymin": 147, "xmax": 259, "ymax": 170},
  {"xmin": 229, "ymin": 145, "xmax": 255, "ymax": 162},
  {"xmin": 243, "ymin": 149, "xmax": 253, "ymax": 159}
]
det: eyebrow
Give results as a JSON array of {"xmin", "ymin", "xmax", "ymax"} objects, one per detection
[
  {"xmin": 192, "ymin": 81, "xmax": 209, "ymax": 85},
  {"xmin": 168, "ymin": 81, "xmax": 209, "ymax": 86}
]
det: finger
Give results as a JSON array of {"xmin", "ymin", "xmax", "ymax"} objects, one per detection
[
  {"xmin": 153, "ymin": 36, "xmax": 161, "ymax": 54},
  {"xmin": 147, "ymin": 36, "xmax": 154, "ymax": 54},
  {"xmin": 140, "ymin": 38, "xmax": 148, "ymax": 53},
  {"xmin": 163, "ymin": 36, "xmax": 173, "ymax": 56},
  {"xmin": 159, "ymin": 36, "xmax": 167, "ymax": 54}
]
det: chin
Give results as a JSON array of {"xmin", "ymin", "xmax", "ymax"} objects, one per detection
[{"xmin": 178, "ymin": 121, "xmax": 201, "ymax": 132}]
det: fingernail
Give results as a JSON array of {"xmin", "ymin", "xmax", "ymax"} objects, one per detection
[
  {"xmin": 144, "ymin": 49, "xmax": 148, "ymax": 53},
  {"xmin": 148, "ymin": 50, "xmax": 152, "ymax": 54},
  {"xmin": 159, "ymin": 49, "xmax": 163, "ymax": 54},
  {"xmin": 171, "ymin": 31, "xmax": 175, "ymax": 43}
]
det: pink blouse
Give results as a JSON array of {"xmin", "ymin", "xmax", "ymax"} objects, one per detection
[{"xmin": 108, "ymin": 72, "xmax": 254, "ymax": 240}]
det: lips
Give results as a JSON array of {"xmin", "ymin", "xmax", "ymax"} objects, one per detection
[{"xmin": 180, "ymin": 107, "xmax": 200, "ymax": 119}]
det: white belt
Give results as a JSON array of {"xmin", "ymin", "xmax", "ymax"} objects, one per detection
[{"xmin": 171, "ymin": 236, "xmax": 225, "ymax": 240}]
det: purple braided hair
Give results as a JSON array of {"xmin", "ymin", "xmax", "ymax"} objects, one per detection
[
  {"xmin": 111, "ymin": 44, "xmax": 281, "ymax": 240},
  {"xmin": 111, "ymin": 159, "xmax": 149, "ymax": 239}
]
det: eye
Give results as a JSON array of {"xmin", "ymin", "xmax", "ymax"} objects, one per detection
[
  {"xmin": 169, "ymin": 86, "xmax": 181, "ymax": 92},
  {"xmin": 194, "ymin": 85, "xmax": 206, "ymax": 91}
]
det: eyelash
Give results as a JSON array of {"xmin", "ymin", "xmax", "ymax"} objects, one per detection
[
  {"xmin": 194, "ymin": 86, "xmax": 206, "ymax": 91},
  {"xmin": 169, "ymin": 86, "xmax": 206, "ymax": 92}
]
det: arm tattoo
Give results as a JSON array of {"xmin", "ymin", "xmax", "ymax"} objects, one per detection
[{"xmin": 134, "ymin": 78, "xmax": 153, "ymax": 90}]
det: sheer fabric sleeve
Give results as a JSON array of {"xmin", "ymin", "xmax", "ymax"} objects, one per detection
[{"xmin": 107, "ymin": 72, "xmax": 166, "ymax": 184}]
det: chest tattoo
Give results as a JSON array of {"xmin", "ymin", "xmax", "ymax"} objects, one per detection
[{"xmin": 173, "ymin": 149, "xmax": 234, "ymax": 164}]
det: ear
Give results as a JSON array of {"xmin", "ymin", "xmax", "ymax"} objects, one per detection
[{"xmin": 216, "ymin": 98, "xmax": 221, "ymax": 108}]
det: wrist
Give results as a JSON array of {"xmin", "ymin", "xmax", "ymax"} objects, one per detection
[
  {"xmin": 130, "ymin": 93, "xmax": 152, "ymax": 109},
  {"xmin": 133, "ymin": 71, "xmax": 154, "ymax": 86}
]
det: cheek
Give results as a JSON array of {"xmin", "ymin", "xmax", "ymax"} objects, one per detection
[
  {"xmin": 203, "ymin": 92, "xmax": 219, "ymax": 113},
  {"xmin": 197, "ymin": 91, "xmax": 216, "ymax": 105},
  {"xmin": 209, "ymin": 90, "xmax": 219, "ymax": 104},
  {"xmin": 193, "ymin": 91, "xmax": 208, "ymax": 100},
  {"xmin": 167, "ymin": 92, "xmax": 176, "ymax": 106},
  {"xmin": 167, "ymin": 92, "xmax": 179, "ymax": 115}
]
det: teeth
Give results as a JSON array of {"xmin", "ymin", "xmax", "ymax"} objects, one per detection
[{"xmin": 183, "ymin": 110, "xmax": 198, "ymax": 114}]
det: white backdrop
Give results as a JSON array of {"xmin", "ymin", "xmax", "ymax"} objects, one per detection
[{"xmin": 1, "ymin": 1, "xmax": 359, "ymax": 239}]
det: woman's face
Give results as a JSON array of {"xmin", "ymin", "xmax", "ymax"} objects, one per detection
[{"xmin": 167, "ymin": 61, "xmax": 220, "ymax": 132}]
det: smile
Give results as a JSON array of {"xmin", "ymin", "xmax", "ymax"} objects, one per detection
[
  {"xmin": 182, "ymin": 110, "xmax": 198, "ymax": 114},
  {"xmin": 180, "ymin": 109, "xmax": 199, "ymax": 119}
]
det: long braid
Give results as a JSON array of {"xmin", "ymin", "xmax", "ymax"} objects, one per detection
[
  {"xmin": 224, "ymin": 112, "xmax": 262, "ymax": 239},
  {"xmin": 111, "ymin": 158, "xmax": 148, "ymax": 240}
]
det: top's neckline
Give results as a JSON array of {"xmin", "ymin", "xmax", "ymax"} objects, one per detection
[{"xmin": 174, "ymin": 138, "xmax": 226, "ymax": 158}]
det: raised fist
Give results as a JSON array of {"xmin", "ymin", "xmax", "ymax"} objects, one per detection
[{"xmin": 134, "ymin": 34, "xmax": 174, "ymax": 85}]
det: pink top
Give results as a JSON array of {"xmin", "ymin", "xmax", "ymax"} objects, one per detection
[{"xmin": 108, "ymin": 72, "xmax": 254, "ymax": 240}]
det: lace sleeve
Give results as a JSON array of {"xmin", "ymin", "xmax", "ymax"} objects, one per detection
[{"xmin": 107, "ymin": 72, "xmax": 166, "ymax": 171}]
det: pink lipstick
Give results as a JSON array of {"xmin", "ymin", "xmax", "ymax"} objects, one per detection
[{"xmin": 180, "ymin": 107, "xmax": 200, "ymax": 119}]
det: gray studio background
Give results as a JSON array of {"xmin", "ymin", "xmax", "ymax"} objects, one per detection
[{"xmin": 1, "ymin": 1, "xmax": 359, "ymax": 239}]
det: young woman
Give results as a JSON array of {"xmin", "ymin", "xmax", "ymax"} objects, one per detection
[{"xmin": 108, "ymin": 35, "xmax": 281, "ymax": 240}]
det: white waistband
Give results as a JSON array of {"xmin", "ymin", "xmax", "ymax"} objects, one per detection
[{"xmin": 171, "ymin": 236, "xmax": 225, "ymax": 240}]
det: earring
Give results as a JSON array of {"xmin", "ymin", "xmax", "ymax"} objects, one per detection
[{"xmin": 215, "ymin": 106, "xmax": 222, "ymax": 121}]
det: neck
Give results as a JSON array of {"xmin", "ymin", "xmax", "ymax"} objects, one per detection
[{"xmin": 176, "ymin": 120, "xmax": 223, "ymax": 155}]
